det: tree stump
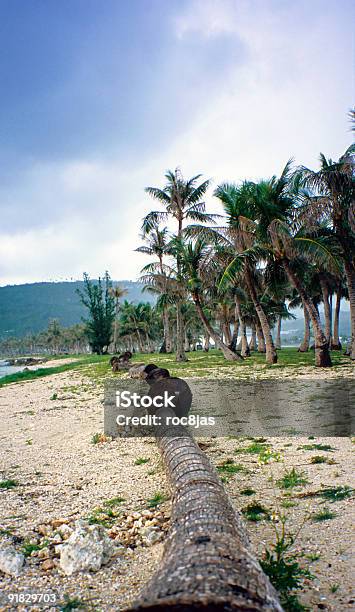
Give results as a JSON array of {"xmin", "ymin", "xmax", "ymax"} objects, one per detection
[{"xmin": 126, "ymin": 408, "xmax": 283, "ymax": 611}]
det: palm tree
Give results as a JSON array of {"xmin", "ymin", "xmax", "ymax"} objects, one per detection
[
  {"xmin": 143, "ymin": 168, "xmax": 214, "ymax": 362},
  {"xmin": 177, "ymin": 238, "xmax": 243, "ymax": 361},
  {"xmin": 214, "ymin": 181, "xmax": 278, "ymax": 364},
  {"xmin": 136, "ymin": 224, "xmax": 172, "ymax": 352},
  {"xmin": 295, "ymin": 148, "xmax": 355, "ymax": 358},
  {"xmin": 109, "ymin": 285, "xmax": 127, "ymax": 352}
]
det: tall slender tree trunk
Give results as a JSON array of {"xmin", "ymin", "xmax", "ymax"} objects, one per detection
[
  {"xmin": 298, "ymin": 305, "xmax": 310, "ymax": 352},
  {"xmin": 256, "ymin": 321, "xmax": 266, "ymax": 352},
  {"xmin": 344, "ymin": 261, "xmax": 355, "ymax": 359},
  {"xmin": 176, "ymin": 302, "xmax": 187, "ymax": 362},
  {"xmin": 163, "ymin": 307, "xmax": 172, "ymax": 353},
  {"xmin": 235, "ymin": 298, "xmax": 250, "ymax": 357},
  {"xmin": 283, "ymin": 260, "xmax": 332, "ymax": 367},
  {"xmin": 245, "ymin": 267, "xmax": 277, "ymax": 364},
  {"xmin": 229, "ymin": 299, "xmax": 239, "ymax": 352},
  {"xmin": 192, "ymin": 294, "xmax": 243, "ymax": 361},
  {"xmin": 184, "ymin": 332, "xmax": 190, "ymax": 352},
  {"xmin": 331, "ymin": 283, "xmax": 342, "ymax": 350},
  {"xmin": 320, "ymin": 277, "xmax": 331, "ymax": 346},
  {"xmin": 249, "ymin": 322, "xmax": 257, "ymax": 351},
  {"xmin": 113, "ymin": 300, "xmax": 119, "ymax": 352},
  {"xmin": 275, "ymin": 316, "xmax": 282, "ymax": 350},
  {"xmin": 203, "ymin": 333, "xmax": 210, "ymax": 351}
]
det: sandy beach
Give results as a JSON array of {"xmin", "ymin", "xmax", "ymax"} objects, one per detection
[{"xmin": 0, "ymin": 364, "xmax": 354, "ymax": 610}]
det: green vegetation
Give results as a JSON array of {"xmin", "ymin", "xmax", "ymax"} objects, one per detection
[
  {"xmin": 240, "ymin": 488, "xmax": 256, "ymax": 496},
  {"xmin": 147, "ymin": 492, "xmax": 167, "ymax": 508},
  {"xmin": 217, "ymin": 459, "xmax": 246, "ymax": 475},
  {"xmin": 21, "ymin": 539, "xmax": 49, "ymax": 557},
  {"xmin": 319, "ymin": 486, "xmax": 352, "ymax": 502},
  {"xmin": 242, "ymin": 502, "xmax": 270, "ymax": 522},
  {"xmin": 0, "ymin": 479, "xmax": 18, "ymax": 489},
  {"xmin": 103, "ymin": 497, "xmax": 125, "ymax": 508},
  {"xmin": 60, "ymin": 595, "xmax": 86, "ymax": 611},
  {"xmin": 312, "ymin": 507, "xmax": 336, "ymax": 522},
  {"xmin": 91, "ymin": 432, "xmax": 110, "ymax": 444},
  {"xmin": 298, "ymin": 444, "xmax": 334, "ymax": 452},
  {"xmin": 277, "ymin": 468, "xmax": 309, "ymax": 490},
  {"xmin": 260, "ymin": 514, "xmax": 314, "ymax": 612},
  {"xmin": 134, "ymin": 457, "xmax": 150, "ymax": 465}
]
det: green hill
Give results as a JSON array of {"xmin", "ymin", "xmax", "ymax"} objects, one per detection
[{"xmin": 0, "ymin": 281, "xmax": 154, "ymax": 338}]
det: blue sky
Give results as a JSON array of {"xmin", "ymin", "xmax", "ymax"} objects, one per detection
[{"xmin": 0, "ymin": 0, "xmax": 353, "ymax": 284}]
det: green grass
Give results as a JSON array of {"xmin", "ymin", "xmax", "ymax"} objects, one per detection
[
  {"xmin": 240, "ymin": 488, "xmax": 256, "ymax": 496},
  {"xmin": 0, "ymin": 354, "xmax": 106, "ymax": 387},
  {"xmin": 103, "ymin": 496, "xmax": 125, "ymax": 508},
  {"xmin": 319, "ymin": 486, "xmax": 352, "ymax": 503},
  {"xmin": 147, "ymin": 492, "xmax": 167, "ymax": 508},
  {"xmin": 21, "ymin": 539, "xmax": 49, "ymax": 557},
  {"xmin": 242, "ymin": 502, "xmax": 270, "ymax": 522},
  {"xmin": 134, "ymin": 457, "xmax": 150, "ymax": 465},
  {"xmin": 235, "ymin": 441, "xmax": 269, "ymax": 455},
  {"xmin": 277, "ymin": 468, "xmax": 309, "ymax": 490},
  {"xmin": 60, "ymin": 596, "xmax": 85, "ymax": 611},
  {"xmin": 312, "ymin": 507, "xmax": 336, "ymax": 522},
  {"xmin": 0, "ymin": 479, "xmax": 18, "ymax": 489},
  {"xmin": 298, "ymin": 444, "xmax": 334, "ymax": 452},
  {"xmin": 216, "ymin": 459, "xmax": 246, "ymax": 475}
]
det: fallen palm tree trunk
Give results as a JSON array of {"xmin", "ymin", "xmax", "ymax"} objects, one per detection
[{"xmin": 127, "ymin": 407, "xmax": 283, "ymax": 611}]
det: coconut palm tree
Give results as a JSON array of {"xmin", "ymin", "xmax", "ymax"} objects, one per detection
[
  {"xmin": 109, "ymin": 285, "xmax": 127, "ymax": 352},
  {"xmin": 136, "ymin": 224, "xmax": 172, "ymax": 352},
  {"xmin": 294, "ymin": 148, "xmax": 355, "ymax": 358},
  {"xmin": 176, "ymin": 238, "xmax": 243, "ymax": 361},
  {"xmin": 214, "ymin": 181, "xmax": 278, "ymax": 364},
  {"xmin": 143, "ymin": 168, "xmax": 214, "ymax": 362}
]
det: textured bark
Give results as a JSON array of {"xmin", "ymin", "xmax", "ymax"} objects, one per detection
[
  {"xmin": 164, "ymin": 308, "xmax": 173, "ymax": 353},
  {"xmin": 203, "ymin": 334, "xmax": 210, "ymax": 352},
  {"xmin": 344, "ymin": 261, "xmax": 355, "ymax": 359},
  {"xmin": 298, "ymin": 306, "xmax": 310, "ymax": 352},
  {"xmin": 283, "ymin": 260, "xmax": 332, "ymax": 367},
  {"xmin": 176, "ymin": 302, "xmax": 188, "ymax": 362},
  {"xmin": 256, "ymin": 322, "xmax": 266, "ymax": 353},
  {"xmin": 275, "ymin": 316, "xmax": 282, "ymax": 350},
  {"xmin": 320, "ymin": 277, "xmax": 331, "ymax": 346},
  {"xmin": 245, "ymin": 267, "xmax": 277, "ymax": 364},
  {"xmin": 128, "ymin": 410, "xmax": 283, "ymax": 612},
  {"xmin": 235, "ymin": 298, "xmax": 250, "ymax": 357},
  {"xmin": 249, "ymin": 323, "xmax": 257, "ymax": 351},
  {"xmin": 193, "ymin": 294, "xmax": 243, "ymax": 361},
  {"xmin": 331, "ymin": 284, "xmax": 342, "ymax": 350},
  {"xmin": 229, "ymin": 320, "xmax": 239, "ymax": 352}
]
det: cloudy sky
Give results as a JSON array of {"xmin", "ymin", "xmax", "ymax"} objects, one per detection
[{"xmin": 0, "ymin": 0, "xmax": 353, "ymax": 286}]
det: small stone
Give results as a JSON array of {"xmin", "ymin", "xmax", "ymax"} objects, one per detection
[
  {"xmin": 58, "ymin": 524, "xmax": 73, "ymax": 539},
  {"xmin": 0, "ymin": 542, "xmax": 25, "ymax": 577},
  {"xmin": 38, "ymin": 524, "xmax": 52, "ymax": 537},
  {"xmin": 54, "ymin": 544, "xmax": 63, "ymax": 556},
  {"xmin": 59, "ymin": 520, "xmax": 117, "ymax": 575},
  {"xmin": 37, "ymin": 547, "xmax": 50, "ymax": 559},
  {"xmin": 52, "ymin": 533, "xmax": 62, "ymax": 544},
  {"xmin": 41, "ymin": 559, "xmax": 55, "ymax": 571},
  {"xmin": 51, "ymin": 518, "xmax": 68, "ymax": 529}
]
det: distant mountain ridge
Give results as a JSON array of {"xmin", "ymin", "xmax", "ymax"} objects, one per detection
[
  {"xmin": 0, "ymin": 281, "xmax": 154, "ymax": 338},
  {"xmin": 0, "ymin": 281, "xmax": 350, "ymax": 340}
]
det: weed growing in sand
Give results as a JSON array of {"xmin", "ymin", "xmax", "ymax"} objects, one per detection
[
  {"xmin": 60, "ymin": 596, "xmax": 85, "ymax": 611},
  {"xmin": 312, "ymin": 507, "xmax": 336, "ymax": 522},
  {"xmin": 319, "ymin": 485, "xmax": 352, "ymax": 502},
  {"xmin": 91, "ymin": 432, "xmax": 110, "ymax": 444},
  {"xmin": 50, "ymin": 393, "xmax": 58, "ymax": 400},
  {"xmin": 25, "ymin": 438, "xmax": 32, "ymax": 445},
  {"xmin": 242, "ymin": 502, "xmax": 270, "ymax": 522},
  {"xmin": 281, "ymin": 499, "xmax": 296, "ymax": 509},
  {"xmin": 0, "ymin": 479, "xmax": 18, "ymax": 489},
  {"xmin": 277, "ymin": 468, "xmax": 309, "ymax": 490},
  {"xmin": 217, "ymin": 459, "xmax": 246, "ymax": 481},
  {"xmin": 22, "ymin": 539, "xmax": 49, "ymax": 557},
  {"xmin": 235, "ymin": 441, "xmax": 269, "ymax": 455},
  {"xmin": 330, "ymin": 583, "xmax": 340, "ymax": 593},
  {"xmin": 305, "ymin": 552, "xmax": 320, "ymax": 562},
  {"xmin": 147, "ymin": 492, "xmax": 167, "ymax": 508},
  {"xmin": 309, "ymin": 455, "xmax": 327, "ymax": 464},
  {"xmin": 240, "ymin": 488, "xmax": 256, "ymax": 496},
  {"xmin": 298, "ymin": 443, "xmax": 334, "ymax": 452},
  {"xmin": 103, "ymin": 497, "xmax": 125, "ymax": 508},
  {"xmin": 134, "ymin": 457, "xmax": 150, "ymax": 465},
  {"xmin": 260, "ymin": 512, "xmax": 314, "ymax": 612}
]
